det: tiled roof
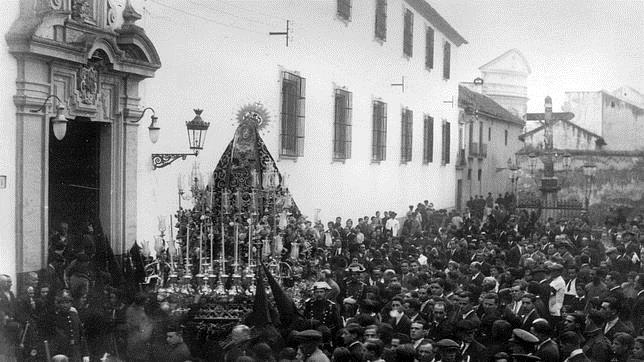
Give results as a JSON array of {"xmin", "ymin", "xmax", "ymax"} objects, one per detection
[
  {"xmin": 404, "ymin": 0, "xmax": 467, "ymax": 46},
  {"xmin": 458, "ymin": 85, "xmax": 525, "ymax": 126}
]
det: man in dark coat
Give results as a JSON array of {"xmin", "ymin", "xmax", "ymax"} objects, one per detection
[
  {"xmin": 45, "ymin": 289, "xmax": 89, "ymax": 362},
  {"xmin": 560, "ymin": 331, "xmax": 590, "ymax": 362},
  {"xmin": 456, "ymin": 319, "xmax": 487, "ymax": 362},
  {"xmin": 530, "ymin": 319, "xmax": 559, "ymax": 362},
  {"xmin": 387, "ymin": 296, "xmax": 412, "ymax": 336},
  {"xmin": 303, "ymin": 282, "xmax": 342, "ymax": 334},
  {"xmin": 601, "ymin": 297, "xmax": 634, "ymax": 341}
]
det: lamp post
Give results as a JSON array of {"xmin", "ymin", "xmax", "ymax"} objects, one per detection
[
  {"xmin": 507, "ymin": 157, "xmax": 520, "ymax": 196},
  {"xmin": 582, "ymin": 161, "xmax": 597, "ymax": 209},
  {"xmin": 528, "ymin": 152, "xmax": 537, "ymax": 175},
  {"xmin": 152, "ymin": 109, "xmax": 210, "ymax": 169}
]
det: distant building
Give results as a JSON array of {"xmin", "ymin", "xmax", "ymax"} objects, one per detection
[
  {"xmin": 457, "ymin": 85, "xmax": 525, "ymax": 210},
  {"xmin": 462, "ymin": 49, "xmax": 531, "ymax": 118},
  {"xmin": 564, "ymin": 88, "xmax": 644, "ymax": 151}
]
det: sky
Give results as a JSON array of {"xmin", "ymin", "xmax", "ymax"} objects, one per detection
[
  {"xmin": 129, "ymin": 0, "xmax": 644, "ymax": 112},
  {"xmin": 430, "ymin": 0, "xmax": 644, "ymax": 111}
]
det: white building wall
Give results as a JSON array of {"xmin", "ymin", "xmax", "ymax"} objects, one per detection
[
  {"xmin": 565, "ymin": 91, "xmax": 603, "ymax": 135},
  {"xmin": 136, "ymin": 0, "xmax": 461, "ymax": 243},
  {"xmin": 0, "ymin": 0, "xmax": 20, "ymax": 288}
]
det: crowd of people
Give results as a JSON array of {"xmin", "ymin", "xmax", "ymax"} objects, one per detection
[{"xmin": 2, "ymin": 197, "xmax": 644, "ymax": 362}]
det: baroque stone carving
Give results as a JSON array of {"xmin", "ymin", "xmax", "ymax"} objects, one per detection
[
  {"xmin": 106, "ymin": 0, "xmax": 117, "ymax": 26},
  {"xmin": 75, "ymin": 64, "xmax": 99, "ymax": 105},
  {"xmin": 50, "ymin": 0, "xmax": 63, "ymax": 10},
  {"xmin": 71, "ymin": 0, "xmax": 94, "ymax": 23}
]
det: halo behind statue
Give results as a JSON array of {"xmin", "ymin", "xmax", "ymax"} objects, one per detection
[{"xmin": 236, "ymin": 102, "xmax": 271, "ymax": 132}]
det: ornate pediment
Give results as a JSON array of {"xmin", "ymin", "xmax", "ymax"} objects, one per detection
[{"xmin": 479, "ymin": 49, "xmax": 531, "ymax": 75}]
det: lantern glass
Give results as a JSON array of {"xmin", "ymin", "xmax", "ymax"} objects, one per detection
[
  {"xmin": 186, "ymin": 109, "xmax": 210, "ymax": 151},
  {"xmin": 51, "ymin": 106, "xmax": 68, "ymax": 141},
  {"xmin": 148, "ymin": 115, "xmax": 160, "ymax": 144}
]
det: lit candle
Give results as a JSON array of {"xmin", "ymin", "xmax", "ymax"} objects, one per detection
[
  {"xmin": 234, "ymin": 222, "xmax": 239, "ymax": 271},
  {"xmin": 199, "ymin": 222, "xmax": 204, "ymax": 273},
  {"xmin": 221, "ymin": 222, "xmax": 225, "ymax": 271},
  {"xmin": 248, "ymin": 221, "xmax": 252, "ymax": 267},
  {"xmin": 209, "ymin": 224, "xmax": 214, "ymax": 271},
  {"xmin": 186, "ymin": 219, "xmax": 190, "ymax": 268}
]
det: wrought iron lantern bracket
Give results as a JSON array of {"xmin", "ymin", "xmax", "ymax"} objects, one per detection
[{"xmin": 152, "ymin": 152, "xmax": 198, "ymax": 169}]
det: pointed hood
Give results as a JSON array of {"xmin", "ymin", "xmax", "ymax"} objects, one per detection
[
  {"xmin": 262, "ymin": 262, "xmax": 301, "ymax": 327},
  {"xmin": 244, "ymin": 266, "xmax": 273, "ymax": 327}
]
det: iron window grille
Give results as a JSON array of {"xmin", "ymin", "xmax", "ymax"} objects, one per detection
[
  {"xmin": 337, "ymin": 0, "xmax": 351, "ymax": 20},
  {"xmin": 401, "ymin": 108, "xmax": 413, "ymax": 163},
  {"xmin": 425, "ymin": 27, "xmax": 434, "ymax": 70},
  {"xmin": 423, "ymin": 115, "xmax": 434, "ymax": 163},
  {"xmin": 333, "ymin": 89, "xmax": 353, "ymax": 160},
  {"xmin": 441, "ymin": 120, "xmax": 451, "ymax": 165},
  {"xmin": 443, "ymin": 41, "xmax": 451, "ymax": 79},
  {"xmin": 375, "ymin": 0, "xmax": 387, "ymax": 41},
  {"xmin": 280, "ymin": 71, "xmax": 306, "ymax": 157},
  {"xmin": 403, "ymin": 9, "xmax": 413, "ymax": 57},
  {"xmin": 372, "ymin": 100, "xmax": 387, "ymax": 162}
]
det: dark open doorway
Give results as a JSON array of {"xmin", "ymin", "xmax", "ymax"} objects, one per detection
[{"xmin": 49, "ymin": 118, "xmax": 101, "ymax": 236}]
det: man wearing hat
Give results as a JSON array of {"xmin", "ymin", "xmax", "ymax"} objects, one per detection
[
  {"xmin": 456, "ymin": 319, "xmax": 486, "ymax": 362},
  {"xmin": 304, "ymin": 282, "xmax": 342, "ymax": 334},
  {"xmin": 435, "ymin": 339, "xmax": 462, "ymax": 362},
  {"xmin": 509, "ymin": 329, "xmax": 539, "ymax": 355},
  {"xmin": 341, "ymin": 263, "xmax": 367, "ymax": 303},
  {"xmin": 559, "ymin": 331, "xmax": 590, "ymax": 362},
  {"xmin": 44, "ymin": 289, "xmax": 89, "ymax": 362},
  {"xmin": 294, "ymin": 330, "xmax": 329, "ymax": 362},
  {"xmin": 164, "ymin": 324, "xmax": 192, "ymax": 362},
  {"xmin": 530, "ymin": 319, "xmax": 559, "ymax": 362}
]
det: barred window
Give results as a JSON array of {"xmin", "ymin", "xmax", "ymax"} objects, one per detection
[
  {"xmin": 443, "ymin": 41, "xmax": 451, "ymax": 79},
  {"xmin": 441, "ymin": 120, "xmax": 451, "ymax": 164},
  {"xmin": 337, "ymin": 0, "xmax": 351, "ymax": 20},
  {"xmin": 403, "ymin": 9, "xmax": 413, "ymax": 57},
  {"xmin": 375, "ymin": 0, "xmax": 387, "ymax": 41},
  {"xmin": 401, "ymin": 108, "xmax": 413, "ymax": 163},
  {"xmin": 425, "ymin": 27, "xmax": 434, "ymax": 70},
  {"xmin": 372, "ymin": 100, "xmax": 387, "ymax": 162},
  {"xmin": 333, "ymin": 89, "xmax": 352, "ymax": 160},
  {"xmin": 280, "ymin": 71, "xmax": 306, "ymax": 157},
  {"xmin": 423, "ymin": 115, "xmax": 434, "ymax": 163}
]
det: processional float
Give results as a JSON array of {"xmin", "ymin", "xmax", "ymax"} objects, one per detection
[{"xmin": 150, "ymin": 104, "xmax": 299, "ymax": 337}]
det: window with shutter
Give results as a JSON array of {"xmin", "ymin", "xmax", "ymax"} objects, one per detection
[
  {"xmin": 403, "ymin": 9, "xmax": 413, "ymax": 57},
  {"xmin": 423, "ymin": 115, "xmax": 434, "ymax": 163},
  {"xmin": 375, "ymin": 0, "xmax": 387, "ymax": 41},
  {"xmin": 425, "ymin": 27, "xmax": 434, "ymax": 70},
  {"xmin": 337, "ymin": 0, "xmax": 351, "ymax": 20},
  {"xmin": 372, "ymin": 100, "xmax": 387, "ymax": 162},
  {"xmin": 401, "ymin": 108, "xmax": 413, "ymax": 163},
  {"xmin": 333, "ymin": 89, "xmax": 352, "ymax": 160},
  {"xmin": 442, "ymin": 120, "xmax": 451, "ymax": 164},
  {"xmin": 280, "ymin": 71, "xmax": 306, "ymax": 157},
  {"xmin": 443, "ymin": 41, "xmax": 451, "ymax": 79}
]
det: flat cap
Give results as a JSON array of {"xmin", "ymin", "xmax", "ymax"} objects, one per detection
[
  {"xmin": 435, "ymin": 339, "xmax": 460, "ymax": 349},
  {"xmin": 606, "ymin": 247, "xmax": 618, "ymax": 254},
  {"xmin": 512, "ymin": 354, "xmax": 542, "ymax": 362},
  {"xmin": 456, "ymin": 319, "xmax": 479, "ymax": 331},
  {"xmin": 346, "ymin": 263, "xmax": 366, "ymax": 273},
  {"xmin": 293, "ymin": 329, "xmax": 323, "ymax": 343},
  {"xmin": 343, "ymin": 297, "xmax": 357, "ymax": 305},
  {"xmin": 312, "ymin": 281, "xmax": 332, "ymax": 290},
  {"xmin": 510, "ymin": 329, "xmax": 539, "ymax": 344},
  {"xmin": 548, "ymin": 263, "xmax": 564, "ymax": 271}
]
